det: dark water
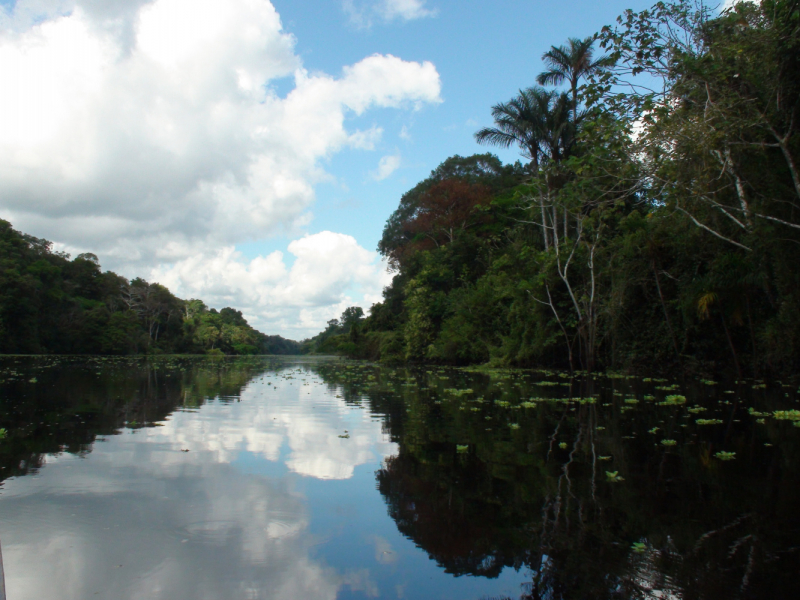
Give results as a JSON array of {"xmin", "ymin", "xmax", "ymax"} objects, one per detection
[{"xmin": 0, "ymin": 357, "xmax": 798, "ymax": 599}]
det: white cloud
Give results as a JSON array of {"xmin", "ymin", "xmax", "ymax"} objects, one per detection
[
  {"xmin": 381, "ymin": 0, "xmax": 437, "ymax": 21},
  {"xmin": 344, "ymin": 0, "xmax": 437, "ymax": 28},
  {"xmin": 0, "ymin": 0, "xmax": 440, "ymax": 338},
  {"xmin": 372, "ymin": 153, "xmax": 401, "ymax": 181},
  {"xmin": 348, "ymin": 126, "xmax": 384, "ymax": 150},
  {"xmin": 151, "ymin": 231, "xmax": 394, "ymax": 338}
]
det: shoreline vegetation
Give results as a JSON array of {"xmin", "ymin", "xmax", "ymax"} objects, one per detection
[
  {"xmin": 0, "ymin": 219, "xmax": 300, "ymax": 357},
  {"xmin": 3, "ymin": 1, "xmax": 799, "ymax": 379},
  {"xmin": 305, "ymin": 0, "xmax": 800, "ymax": 377}
]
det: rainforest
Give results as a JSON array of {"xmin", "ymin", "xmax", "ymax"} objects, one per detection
[{"xmin": 307, "ymin": 0, "xmax": 800, "ymax": 378}]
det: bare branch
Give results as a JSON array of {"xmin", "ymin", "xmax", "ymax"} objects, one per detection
[{"xmin": 676, "ymin": 207, "xmax": 752, "ymax": 251}]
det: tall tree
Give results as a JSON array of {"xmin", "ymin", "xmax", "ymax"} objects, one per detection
[
  {"xmin": 474, "ymin": 87, "xmax": 573, "ymax": 170},
  {"xmin": 536, "ymin": 36, "xmax": 612, "ymax": 125}
]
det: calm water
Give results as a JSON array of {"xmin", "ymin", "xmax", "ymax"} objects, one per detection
[{"xmin": 0, "ymin": 357, "xmax": 798, "ymax": 599}]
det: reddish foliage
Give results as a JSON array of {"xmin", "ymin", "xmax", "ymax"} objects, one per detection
[{"xmin": 408, "ymin": 179, "xmax": 491, "ymax": 246}]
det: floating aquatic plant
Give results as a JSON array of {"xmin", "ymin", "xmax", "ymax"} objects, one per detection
[
  {"xmin": 456, "ymin": 445, "xmax": 468, "ymax": 454},
  {"xmin": 606, "ymin": 471, "xmax": 624, "ymax": 482},
  {"xmin": 631, "ymin": 542, "xmax": 646, "ymax": 553},
  {"xmin": 648, "ymin": 427, "xmax": 659, "ymax": 434},
  {"xmin": 695, "ymin": 419, "xmax": 723, "ymax": 425},
  {"xmin": 598, "ymin": 456, "xmax": 612, "ymax": 461},
  {"xmin": 773, "ymin": 410, "xmax": 800, "ymax": 421},
  {"xmin": 656, "ymin": 384, "xmax": 680, "ymax": 391},
  {"xmin": 714, "ymin": 451, "xmax": 736, "ymax": 460},
  {"xmin": 558, "ymin": 442, "xmax": 568, "ymax": 449},
  {"xmin": 444, "ymin": 388, "xmax": 473, "ymax": 396},
  {"xmin": 659, "ymin": 395, "xmax": 687, "ymax": 406},
  {"xmin": 661, "ymin": 439, "xmax": 677, "ymax": 446}
]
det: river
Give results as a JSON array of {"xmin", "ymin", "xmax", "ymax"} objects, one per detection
[{"xmin": 0, "ymin": 356, "xmax": 797, "ymax": 599}]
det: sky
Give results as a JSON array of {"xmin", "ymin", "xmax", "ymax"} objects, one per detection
[{"xmin": 0, "ymin": 0, "xmax": 715, "ymax": 340}]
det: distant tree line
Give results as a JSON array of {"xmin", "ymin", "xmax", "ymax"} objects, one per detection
[
  {"xmin": 0, "ymin": 219, "xmax": 300, "ymax": 355},
  {"xmin": 301, "ymin": 306, "xmax": 366, "ymax": 355},
  {"xmin": 312, "ymin": 0, "xmax": 800, "ymax": 376}
]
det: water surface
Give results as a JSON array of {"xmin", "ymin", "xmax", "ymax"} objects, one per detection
[{"xmin": 0, "ymin": 356, "xmax": 798, "ymax": 599}]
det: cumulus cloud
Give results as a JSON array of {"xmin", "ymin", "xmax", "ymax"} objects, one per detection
[
  {"xmin": 344, "ymin": 0, "xmax": 437, "ymax": 28},
  {"xmin": 372, "ymin": 153, "xmax": 401, "ymax": 181},
  {"xmin": 151, "ymin": 231, "xmax": 394, "ymax": 338},
  {"xmin": 0, "ymin": 0, "xmax": 440, "ymax": 338}
]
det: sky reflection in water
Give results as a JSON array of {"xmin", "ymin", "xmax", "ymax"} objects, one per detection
[{"xmin": 0, "ymin": 357, "xmax": 527, "ymax": 600}]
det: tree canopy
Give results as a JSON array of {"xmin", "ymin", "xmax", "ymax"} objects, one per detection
[
  {"xmin": 311, "ymin": 0, "xmax": 800, "ymax": 377},
  {"xmin": 0, "ymin": 219, "xmax": 300, "ymax": 356}
]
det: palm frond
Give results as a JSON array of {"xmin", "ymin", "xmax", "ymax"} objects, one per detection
[
  {"xmin": 537, "ymin": 36, "xmax": 612, "ymax": 91},
  {"xmin": 474, "ymin": 127, "xmax": 519, "ymax": 149},
  {"xmin": 536, "ymin": 69, "xmax": 565, "ymax": 86}
]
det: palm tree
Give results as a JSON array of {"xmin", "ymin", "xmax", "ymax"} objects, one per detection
[
  {"xmin": 474, "ymin": 86, "xmax": 573, "ymax": 170},
  {"xmin": 536, "ymin": 36, "xmax": 613, "ymax": 125}
]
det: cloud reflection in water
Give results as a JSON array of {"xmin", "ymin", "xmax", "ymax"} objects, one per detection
[{"xmin": 0, "ymin": 369, "xmax": 397, "ymax": 599}]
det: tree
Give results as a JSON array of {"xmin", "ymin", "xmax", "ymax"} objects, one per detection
[
  {"xmin": 378, "ymin": 154, "xmax": 524, "ymax": 269},
  {"xmin": 396, "ymin": 179, "xmax": 493, "ymax": 257},
  {"xmin": 474, "ymin": 87, "xmax": 574, "ymax": 170},
  {"xmin": 594, "ymin": 0, "xmax": 800, "ymax": 248},
  {"xmin": 536, "ymin": 36, "xmax": 613, "ymax": 125},
  {"xmin": 340, "ymin": 306, "xmax": 365, "ymax": 332}
]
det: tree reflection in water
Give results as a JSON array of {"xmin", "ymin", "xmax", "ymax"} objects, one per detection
[
  {"xmin": 0, "ymin": 355, "xmax": 276, "ymax": 484},
  {"xmin": 342, "ymin": 366, "xmax": 800, "ymax": 600}
]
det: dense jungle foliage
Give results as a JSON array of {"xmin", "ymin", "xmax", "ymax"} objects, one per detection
[
  {"xmin": 0, "ymin": 219, "xmax": 299, "ymax": 356},
  {"xmin": 311, "ymin": 0, "xmax": 800, "ymax": 376}
]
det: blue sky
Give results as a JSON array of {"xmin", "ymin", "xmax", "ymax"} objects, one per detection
[
  {"xmin": 0, "ymin": 0, "xmax": 660, "ymax": 338},
  {"xmin": 264, "ymin": 0, "xmax": 655, "ymax": 256}
]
